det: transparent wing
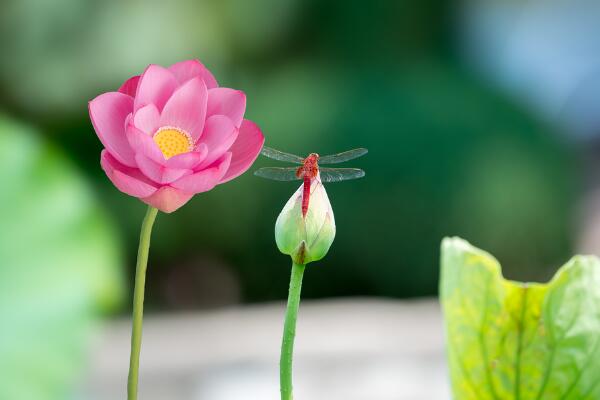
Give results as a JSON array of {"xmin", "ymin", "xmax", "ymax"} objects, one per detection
[
  {"xmin": 319, "ymin": 168, "xmax": 365, "ymax": 182},
  {"xmin": 254, "ymin": 167, "xmax": 300, "ymax": 181},
  {"xmin": 260, "ymin": 146, "xmax": 304, "ymax": 164},
  {"xmin": 319, "ymin": 148, "xmax": 368, "ymax": 164}
]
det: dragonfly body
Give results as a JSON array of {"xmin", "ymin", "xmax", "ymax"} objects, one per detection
[
  {"xmin": 295, "ymin": 153, "xmax": 320, "ymax": 216},
  {"xmin": 256, "ymin": 147, "xmax": 367, "ymax": 217}
]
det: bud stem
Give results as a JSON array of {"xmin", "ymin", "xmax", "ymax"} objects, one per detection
[
  {"xmin": 128, "ymin": 206, "xmax": 159, "ymax": 400},
  {"xmin": 280, "ymin": 262, "xmax": 306, "ymax": 400}
]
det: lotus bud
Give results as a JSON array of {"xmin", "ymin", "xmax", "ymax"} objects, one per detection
[{"xmin": 275, "ymin": 176, "xmax": 336, "ymax": 265}]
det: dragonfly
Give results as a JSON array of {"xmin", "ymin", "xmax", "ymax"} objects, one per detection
[{"xmin": 255, "ymin": 146, "xmax": 368, "ymax": 216}]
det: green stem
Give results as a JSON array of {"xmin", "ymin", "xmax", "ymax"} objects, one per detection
[
  {"xmin": 280, "ymin": 262, "xmax": 306, "ymax": 400},
  {"xmin": 127, "ymin": 206, "xmax": 159, "ymax": 400}
]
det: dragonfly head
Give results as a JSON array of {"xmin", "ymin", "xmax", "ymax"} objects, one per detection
[{"xmin": 303, "ymin": 153, "xmax": 320, "ymax": 179}]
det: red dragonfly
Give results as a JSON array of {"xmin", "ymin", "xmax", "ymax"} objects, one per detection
[{"xmin": 255, "ymin": 146, "xmax": 367, "ymax": 216}]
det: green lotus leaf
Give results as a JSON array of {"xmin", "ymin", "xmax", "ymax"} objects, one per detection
[
  {"xmin": 440, "ymin": 237, "xmax": 600, "ymax": 400},
  {"xmin": 0, "ymin": 115, "xmax": 123, "ymax": 399}
]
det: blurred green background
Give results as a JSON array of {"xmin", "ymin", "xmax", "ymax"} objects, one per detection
[
  {"xmin": 5, "ymin": 0, "xmax": 600, "ymax": 397},
  {"xmin": 0, "ymin": 0, "xmax": 582, "ymax": 307}
]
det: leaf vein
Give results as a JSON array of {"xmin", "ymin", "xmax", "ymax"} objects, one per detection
[{"xmin": 514, "ymin": 286, "xmax": 529, "ymax": 400}]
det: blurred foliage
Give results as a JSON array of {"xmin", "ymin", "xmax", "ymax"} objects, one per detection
[
  {"xmin": 0, "ymin": 0, "xmax": 577, "ymax": 305},
  {"xmin": 441, "ymin": 237, "xmax": 600, "ymax": 399},
  {"xmin": 0, "ymin": 115, "xmax": 123, "ymax": 399}
]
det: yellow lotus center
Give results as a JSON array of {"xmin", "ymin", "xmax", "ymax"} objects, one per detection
[{"xmin": 153, "ymin": 127, "xmax": 193, "ymax": 159}]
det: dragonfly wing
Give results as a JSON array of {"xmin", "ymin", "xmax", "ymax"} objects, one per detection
[
  {"xmin": 260, "ymin": 146, "xmax": 304, "ymax": 164},
  {"xmin": 254, "ymin": 167, "xmax": 300, "ymax": 181},
  {"xmin": 319, "ymin": 168, "xmax": 365, "ymax": 182},
  {"xmin": 319, "ymin": 148, "xmax": 368, "ymax": 164}
]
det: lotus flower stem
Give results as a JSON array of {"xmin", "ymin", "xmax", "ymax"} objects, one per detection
[
  {"xmin": 127, "ymin": 206, "xmax": 158, "ymax": 400},
  {"xmin": 280, "ymin": 262, "xmax": 306, "ymax": 400}
]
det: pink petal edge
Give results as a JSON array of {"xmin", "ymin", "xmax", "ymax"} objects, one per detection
[
  {"xmin": 126, "ymin": 124, "xmax": 165, "ymax": 164},
  {"xmin": 220, "ymin": 119, "xmax": 265, "ymax": 183},
  {"xmin": 206, "ymin": 88, "xmax": 246, "ymax": 128},
  {"xmin": 169, "ymin": 60, "xmax": 218, "ymax": 89},
  {"xmin": 134, "ymin": 64, "xmax": 177, "ymax": 112},
  {"xmin": 171, "ymin": 152, "xmax": 232, "ymax": 193},
  {"xmin": 89, "ymin": 92, "xmax": 136, "ymax": 167},
  {"xmin": 135, "ymin": 153, "xmax": 192, "ymax": 185},
  {"xmin": 142, "ymin": 187, "xmax": 194, "ymax": 214},
  {"xmin": 196, "ymin": 115, "xmax": 238, "ymax": 168},
  {"xmin": 133, "ymin": 103, "xmax": 160, "ymax": 135},
  {"xmin": 165, "ymin": 144, "xmax": 208, "ymax": 169},
  {"xmin": 159, "ymin": 77, "xmax": 208, "ymax": 140},
  {"xmin": 118, "ymin": 75, "xmax": 140, "ymax": 97},
  {"xmin": 101, "ymin": 150, "xmax": 157, "ymax": 198}
]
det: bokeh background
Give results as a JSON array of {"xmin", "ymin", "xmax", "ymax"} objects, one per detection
[{"xmin": 1, "ymin": 0, "xmax": 599, "ymax": 398}]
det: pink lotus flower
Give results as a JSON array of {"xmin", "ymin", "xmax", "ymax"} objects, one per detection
[{"xmin": 89, "ymin": 60, "xmax": 265, "ymax": 213}]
